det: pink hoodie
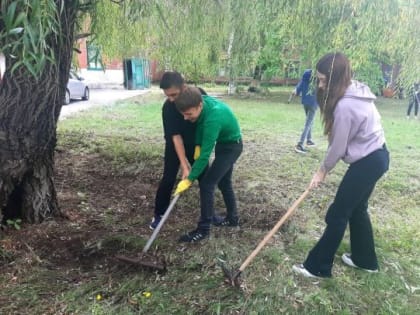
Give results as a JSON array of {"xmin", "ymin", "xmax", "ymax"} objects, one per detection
[{"xmin": 321, "ymin": 80, "xmax": 386, "ymax": 173}]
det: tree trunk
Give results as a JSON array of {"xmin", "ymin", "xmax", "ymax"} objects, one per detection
[
  {"xmin": 0, "ymin": 1, "xmax": 77, "ymax": 223},
  {"xmin": 226, "ymin": 30, "xmax": 236, "ymax": 95}
]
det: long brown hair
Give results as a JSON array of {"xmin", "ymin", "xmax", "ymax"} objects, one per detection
[{"xmin": 316, "ymin": 52, "xmax": 352, "ymax": 136}]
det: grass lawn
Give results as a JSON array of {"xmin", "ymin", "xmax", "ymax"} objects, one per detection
[{"xmin": 1, "ymin": 86, "xmax": 419, "ymax": 314}]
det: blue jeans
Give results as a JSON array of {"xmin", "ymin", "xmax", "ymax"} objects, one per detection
[
  {"xmin": 298, "ymin": 105, "xmax": 317, "ymax": 145},
  {"xmin": 303, "ymin": 145, "xmax": 389, "ymax": 277},
  {"xmin": 197, "ymin": 141, "xmax": 243, "ymax": 232}
]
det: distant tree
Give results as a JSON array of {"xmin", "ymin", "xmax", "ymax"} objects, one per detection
[
  {"xmin": 150, "ymin": 0, "xmax": 226, "ymax": 84},
  {"xmin": 382, "ymin": 1, "xmax": 420, "ymax": 88},
  {"xmin": 91, "ymin": 0, "xmax": 419, "ymax": 91},
  {"xmin": 272, "ymin": 0, "xmax": 419, "ymax": 93},
  {"xmin": 89, "ymin": 1, "xmax": 154, "ymax": 60}
]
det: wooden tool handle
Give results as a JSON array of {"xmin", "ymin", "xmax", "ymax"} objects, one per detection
[{"xmin": 239, "ymin": 188, "xmax": 310, "ymax": 272}]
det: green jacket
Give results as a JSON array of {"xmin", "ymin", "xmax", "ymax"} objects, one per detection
[{"xmin": 188, "ymin": 95, "xmax": 241, "ymax": 181}]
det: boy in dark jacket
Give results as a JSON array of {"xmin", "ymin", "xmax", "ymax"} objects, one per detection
[
  {"xmin": 293, "ymin": 69, "xmax": 318, "ymax": 153},
  {"xmin": 151, "ymin": 72, "xmax": 208, "ymax": 229}
]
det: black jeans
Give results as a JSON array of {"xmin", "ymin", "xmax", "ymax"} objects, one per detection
[
  {"xmin": 197, "ymin": 141, "xmax": 243, "ymax": 232},
  {"xmin": 154, "ymin": 141, "xmax": 195, "ymax": 217},
  {"xmin": 304, "ymin": 145, "xmax": 389, "ymax": 277},
  {"xmin": 406, "ymin": 94, "xmax": 419, "ymax": 116}
]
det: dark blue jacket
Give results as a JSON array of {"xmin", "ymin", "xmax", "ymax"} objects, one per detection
[{"xmin": 295, "ymin": 69, "xmax": 317, "ymax": 107}]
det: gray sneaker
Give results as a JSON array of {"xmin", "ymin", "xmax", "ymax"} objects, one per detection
[
  {"xmin": 295, "ymin": 144, "xmax": 307, "ymax": 154},
  {"xmin": 306, "ymin": 140, "xmax": 316, "ymax": 147}
]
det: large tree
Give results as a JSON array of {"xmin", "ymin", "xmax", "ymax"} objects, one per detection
[{"xmin": 0, "ymin": 0, "xmax": 79, "ymax": 223}]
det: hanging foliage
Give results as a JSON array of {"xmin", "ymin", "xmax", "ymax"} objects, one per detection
[
  {"xmin": 3, "ymin": 0, "xmax": 418, "ymax": 89},
  {"xmin": 89, "ymin": 0, "xmax": 153, "ymax": 59},
  {"xmin": 149, "ymin": 0, "xmax": 227, "ymax": 83},
  {"xmin": 0, "ymin": 0, "xmax": 61, "ymax": 77}
]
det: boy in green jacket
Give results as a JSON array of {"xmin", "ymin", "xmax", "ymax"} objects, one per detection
[{"xmin": 174, "ymin": 86, "xmax": 243, "ymax": 242}]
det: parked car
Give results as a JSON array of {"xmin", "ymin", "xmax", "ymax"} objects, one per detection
[{"xmin": 65, "ymin": 71, "xmax": 89, "ymax": 105}]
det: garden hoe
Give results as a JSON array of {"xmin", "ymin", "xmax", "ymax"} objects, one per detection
[
  {"xmin": 116, "ymin": 193, "xmax": 181, "ymax": 272},
  {"xmin": 222, "ymin": 188, "xmax": 310, "ymax": 287}
]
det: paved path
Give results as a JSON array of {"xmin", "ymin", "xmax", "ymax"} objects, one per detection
[{"xmin": 59, "ymin": 88, "xmax": 150, "ymax": 120}]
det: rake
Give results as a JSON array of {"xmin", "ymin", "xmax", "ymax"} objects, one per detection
[
  {"xmin": 116, "ymin": 194, "xmax": 181, "ymax": 271},
  {"xmin": 222, "ymin": 189, "xmax": 310, "ymax": 287}
]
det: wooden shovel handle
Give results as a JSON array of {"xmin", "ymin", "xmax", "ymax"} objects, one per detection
[{"xmin": 238, "ymin": 188, "xmax": 310, "ymax": 272}]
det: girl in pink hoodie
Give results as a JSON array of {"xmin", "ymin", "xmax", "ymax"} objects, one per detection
[{"xmin": 293, "ymin": 53, "xmax": 390, "ymax": 278}]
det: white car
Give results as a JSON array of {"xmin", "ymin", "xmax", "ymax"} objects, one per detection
[{"xmin": 65, "ymin": 71, "xmax": 89, "ymax": 105}]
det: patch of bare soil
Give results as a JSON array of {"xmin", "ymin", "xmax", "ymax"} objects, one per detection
[{"xmin": 0, "ymin": 144, "xmax": 293, "ymax": 313}]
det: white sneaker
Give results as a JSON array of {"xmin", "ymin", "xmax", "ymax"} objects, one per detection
[
  {"xmin": 292, "ymin": 264, "xmax": 321, "ymax": 278},
  {"xmin": 341, "ymin": 253, "xmax": 378, "ymax": 273}
]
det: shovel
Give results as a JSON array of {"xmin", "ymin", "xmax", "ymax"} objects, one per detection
[
  {"xmin": 116, "ymin": 193, "xmax": 181, "ymax": 271},
  {"xmin": 222, "ymin": 188, "xmax": 310, "ymax": 287}
]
